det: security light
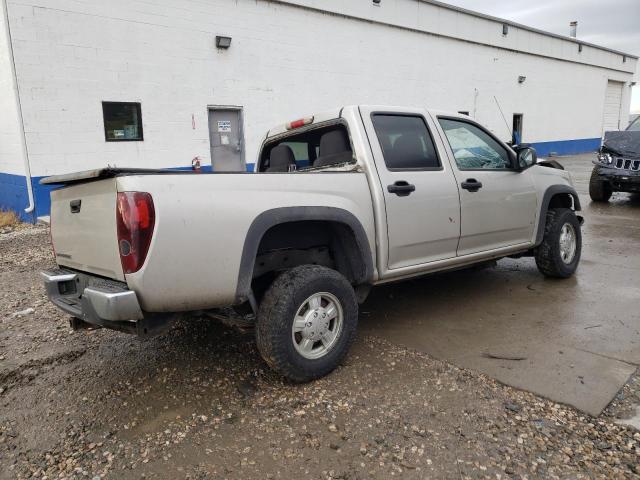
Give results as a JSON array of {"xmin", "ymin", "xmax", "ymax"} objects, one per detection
[
  {"xmin": 216, "ymin": 36, "xmax": 232, "ymax": 49},
  {"xmin": 518, "ymin": 75, "xmax": 526, "ymax": 84}
]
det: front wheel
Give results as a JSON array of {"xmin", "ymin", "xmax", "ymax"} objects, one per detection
[
  {"xmin": 535, "ymin": 208, "xmax": 582, "ymax": 278},
  {"xmin": 589, "ymin": 167, "xmax": 612, "ymax": 202},
  {"xmin": 255, "ymin": 265, "xmax": 358, "ymax": 382}
]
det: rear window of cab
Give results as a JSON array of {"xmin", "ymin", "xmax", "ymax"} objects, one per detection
[{"xmin": 259, "ymin": 123, "xmax": 354, "ymax": 172}]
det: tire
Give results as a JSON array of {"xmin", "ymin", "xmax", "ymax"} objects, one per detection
[
  {"xmin": 535, "ymin": 208, "xmax": 582, "ymax": 278},
  {"xmin": 255, "ymin": 265, "xmax": 358, "ymax": 382},
  {"xmin": 589, "ymin": 167, "xmax": 612, "ymax": 202}
]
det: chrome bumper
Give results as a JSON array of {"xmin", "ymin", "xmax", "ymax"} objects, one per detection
[{"xmin": 41, "ymin": 268, "xmax": 144, "ymax": 329}]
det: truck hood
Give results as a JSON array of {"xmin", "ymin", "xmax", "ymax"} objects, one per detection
[{"xmin": 603, "ymin": 131, "xmax": 640, "ymax": 158}]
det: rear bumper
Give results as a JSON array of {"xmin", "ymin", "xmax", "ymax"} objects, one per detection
[{"xmin": 41, "ymin": 268, "xmax": 170, "ymax": 335}]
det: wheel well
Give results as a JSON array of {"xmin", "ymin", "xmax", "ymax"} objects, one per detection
[
  {"xmin": 252, "ymin": 220, "xmax": 367, "ymax": 287},
  {"xmin": 548, "ymin": 192, "xmax": 575, "ymax": 210}
]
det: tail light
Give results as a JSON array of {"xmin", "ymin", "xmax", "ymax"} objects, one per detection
[{"xmin": 116, "ymin": 192, "xmax": 155, "ymax": 274}]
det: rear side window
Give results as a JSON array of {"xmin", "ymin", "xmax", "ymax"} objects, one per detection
[{"xmin": 371, "ymin": 114, "xmax": 440, "ymax": 170}]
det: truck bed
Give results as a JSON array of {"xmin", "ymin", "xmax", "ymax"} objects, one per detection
[{"xmin": 39, "ymin": 168, "xmax": 243, "ymax": 186}]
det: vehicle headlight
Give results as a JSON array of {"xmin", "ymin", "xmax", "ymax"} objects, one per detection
[{"xmin": 598, "ymin": 152, "xmax": 613, "ymax": 164}]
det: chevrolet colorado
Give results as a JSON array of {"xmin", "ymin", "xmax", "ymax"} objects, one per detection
[{"xmin": 41, "ymin": 106, "xmax": 583, "ymax": 381}]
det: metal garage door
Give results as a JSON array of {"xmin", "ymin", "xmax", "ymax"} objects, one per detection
[{"xmin": 602, "ymin": 80, "xmax": 624, "ymax": 133}]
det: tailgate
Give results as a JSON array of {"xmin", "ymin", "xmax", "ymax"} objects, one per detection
[{"xmin": 50, "ymin": 178, "xmax": 124, "ymax": 281}]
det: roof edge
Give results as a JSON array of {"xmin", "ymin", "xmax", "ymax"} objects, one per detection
[{"xmin": 421, "ymin": 0, "xmax": 638, "ymax": 60}]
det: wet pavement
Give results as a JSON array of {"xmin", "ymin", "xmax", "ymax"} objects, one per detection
[
  {"xmin": 361, "ymin": 153, "xmax": 640, "ymax": 417},
  {"xmin": 2, "ymin": 156, "xmax": 640, "ymax": 479}
]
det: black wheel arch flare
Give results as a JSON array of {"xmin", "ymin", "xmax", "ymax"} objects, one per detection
[
  {"xmin": 235, "ymin": 207, "xmax": 374, "ymax": 303},
  {"xmin": 534, "ymin": 185, "xmax": 582, "ymax": 246}
]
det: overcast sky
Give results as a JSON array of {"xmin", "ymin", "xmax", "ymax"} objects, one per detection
[{"xmin": 441, "ymin": 0, "xmax": 640, "ymax": 113}]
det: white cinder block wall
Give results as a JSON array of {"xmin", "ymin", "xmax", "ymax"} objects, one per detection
[
  {"xmin": 0, "ymin": 0, "xmax": 637, "ymax": 219},
  {"xmin": 0, "ymin": 0, "xmax": 25, "ymax": 176}
]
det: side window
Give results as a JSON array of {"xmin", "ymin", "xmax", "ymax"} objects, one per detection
[
  {"xmin": 438, "ymin": 118, "xmax": 512, "ymax": 170},
  {"xmin": 371, "ymin": 114, "xmax": 440, "ymax": 170}
]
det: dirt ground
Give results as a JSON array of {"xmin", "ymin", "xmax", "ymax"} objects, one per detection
[{"xmin": 1, "ymin": 167, "xmax": 640, "ymax": 479}]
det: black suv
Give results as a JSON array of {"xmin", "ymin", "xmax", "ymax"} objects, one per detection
[{"xmin": 590, "ymin": 116, "xmax": 640, "ymax": 202}]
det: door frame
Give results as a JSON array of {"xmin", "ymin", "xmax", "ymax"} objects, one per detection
[{"xmin": 207, "ymin": 105, "xmax": 246, "ymax": 170}]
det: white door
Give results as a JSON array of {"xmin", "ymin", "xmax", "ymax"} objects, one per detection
[
  {"xmin": 602, "ymin": 80, "xmax": 624, "ymax": 134},
  {"xmin": 359, "ymin": 107, "xmax": 461, "ymax": 270},
  {"xmin": 436, "ymin": 117, "xmax": 537, "ymax": 256}
]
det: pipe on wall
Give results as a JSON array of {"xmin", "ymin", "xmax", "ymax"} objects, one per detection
[{"xmin": 2, "ymin": 0, "xmax": 34, "ymax": 215}]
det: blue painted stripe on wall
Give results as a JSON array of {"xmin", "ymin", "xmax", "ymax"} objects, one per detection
[
  {"xmin": 0, "ymin": 172, "xmax": 35, "ymax": 222},
  {"xmin": 0, "ymin": 134, "xmax": 597, "ymax": 224},
  {"xmin": 530, "ymin": 138, "xmax": 601, "ymax": 157}
]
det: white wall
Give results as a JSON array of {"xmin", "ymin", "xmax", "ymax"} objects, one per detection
[
  {"xmin": 0, "ymin": 0, "xmax": 24, "ymax": 176},
  {"xmin": 5, "ymin": 0, "xmax": 638, "ymax": 177},
  {"xmin": 283, "ymin": 0, "xmax": 637, "ymax": 75}
]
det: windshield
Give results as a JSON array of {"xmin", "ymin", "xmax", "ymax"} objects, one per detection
[{"xmin": 628, "ymin": 116, "xmax": 640, "ymax": 131}]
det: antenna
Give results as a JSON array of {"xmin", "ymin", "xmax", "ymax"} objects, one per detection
[{"xmin": 493, "ymin": 96, "xmax": 513, "ymax": 141}]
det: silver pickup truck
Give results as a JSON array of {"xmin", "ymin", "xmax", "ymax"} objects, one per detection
[{"xmin": 42, "ymin": 105, "xmax": 583, "ymax": 382}]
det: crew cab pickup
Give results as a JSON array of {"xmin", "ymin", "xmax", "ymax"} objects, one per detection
[{"xmin": 42, "ymin": 106, "xmax": 583, "ymax": 382}]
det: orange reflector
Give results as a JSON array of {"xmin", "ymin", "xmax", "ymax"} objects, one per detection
[{"xmin": 286, "ymin": 116, "xmax": 314, "ymax": 130}]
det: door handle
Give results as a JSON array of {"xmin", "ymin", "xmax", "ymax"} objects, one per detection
[
  {"xmin": 387, "ymin": 181, "xmax": 416, "ymax": 197},
  {"xmin": 69, "ymin": 199, "xmax": 81, "ymax": 213},
  {"xmin": 461, "ymin": 179, "xmax": 483, "ymax": 192}
]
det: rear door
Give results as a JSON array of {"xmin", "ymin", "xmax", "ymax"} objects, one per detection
[
  {"xmin": 435, "ymin": 116, "xmax": 537, "ymax": 256},
  {"xmin": 359, "ymin": 107, "xmax": 461, "ymax": 270}
]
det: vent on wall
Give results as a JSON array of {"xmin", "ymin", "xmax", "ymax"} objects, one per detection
[{"xmin": 502, "ymin": 24, "xmax": 509, "ymax": 36}]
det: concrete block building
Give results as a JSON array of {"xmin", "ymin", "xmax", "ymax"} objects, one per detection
[{"xmin": 1, "ymin": 0, "xmax": 637, "ymax": 221}]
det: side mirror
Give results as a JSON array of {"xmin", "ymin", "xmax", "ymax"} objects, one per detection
[{"xmin": 516, "ymin": 147, "xmax": 537, "ymax": 171}]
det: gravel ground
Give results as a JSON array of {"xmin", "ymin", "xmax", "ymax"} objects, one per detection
[{"xmin": 0, "ymin": 225, "xmax": 639, "ymax": 479}]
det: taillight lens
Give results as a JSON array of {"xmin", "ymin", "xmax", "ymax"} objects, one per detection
[{"xmin": 116, "ymin": 192, "xmax": 155, "ymax": 274}]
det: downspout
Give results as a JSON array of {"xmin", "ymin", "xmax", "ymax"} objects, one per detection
[{"xmin": 2, "ymin": 0, "xmax": 34, "ymax": 215}]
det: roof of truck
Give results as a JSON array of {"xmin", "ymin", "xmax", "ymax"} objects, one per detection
[{"xmin": 265, "ymin": 105, "xmax": 470, "ymax": 139}]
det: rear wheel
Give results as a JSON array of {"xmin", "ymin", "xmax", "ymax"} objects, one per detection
[
  {"xmin": 255, "ymin": 265, "xmax": 358, "ymax": 382},
  {"xmin": 535, "ymin": 208, "xmax": 582, "ymax": 278},
  {"xmin": 589, "ymin": 167, "xmax": 612, "ymax": 202}
]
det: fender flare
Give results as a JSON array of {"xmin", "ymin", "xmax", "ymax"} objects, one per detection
[
  {"xmin": 534, "ymin": 185, "xmax": 582, "ymax": 246},
  {"xmin": 235, "ymin": 206, "xmax": 374, "ymax": 302}
]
